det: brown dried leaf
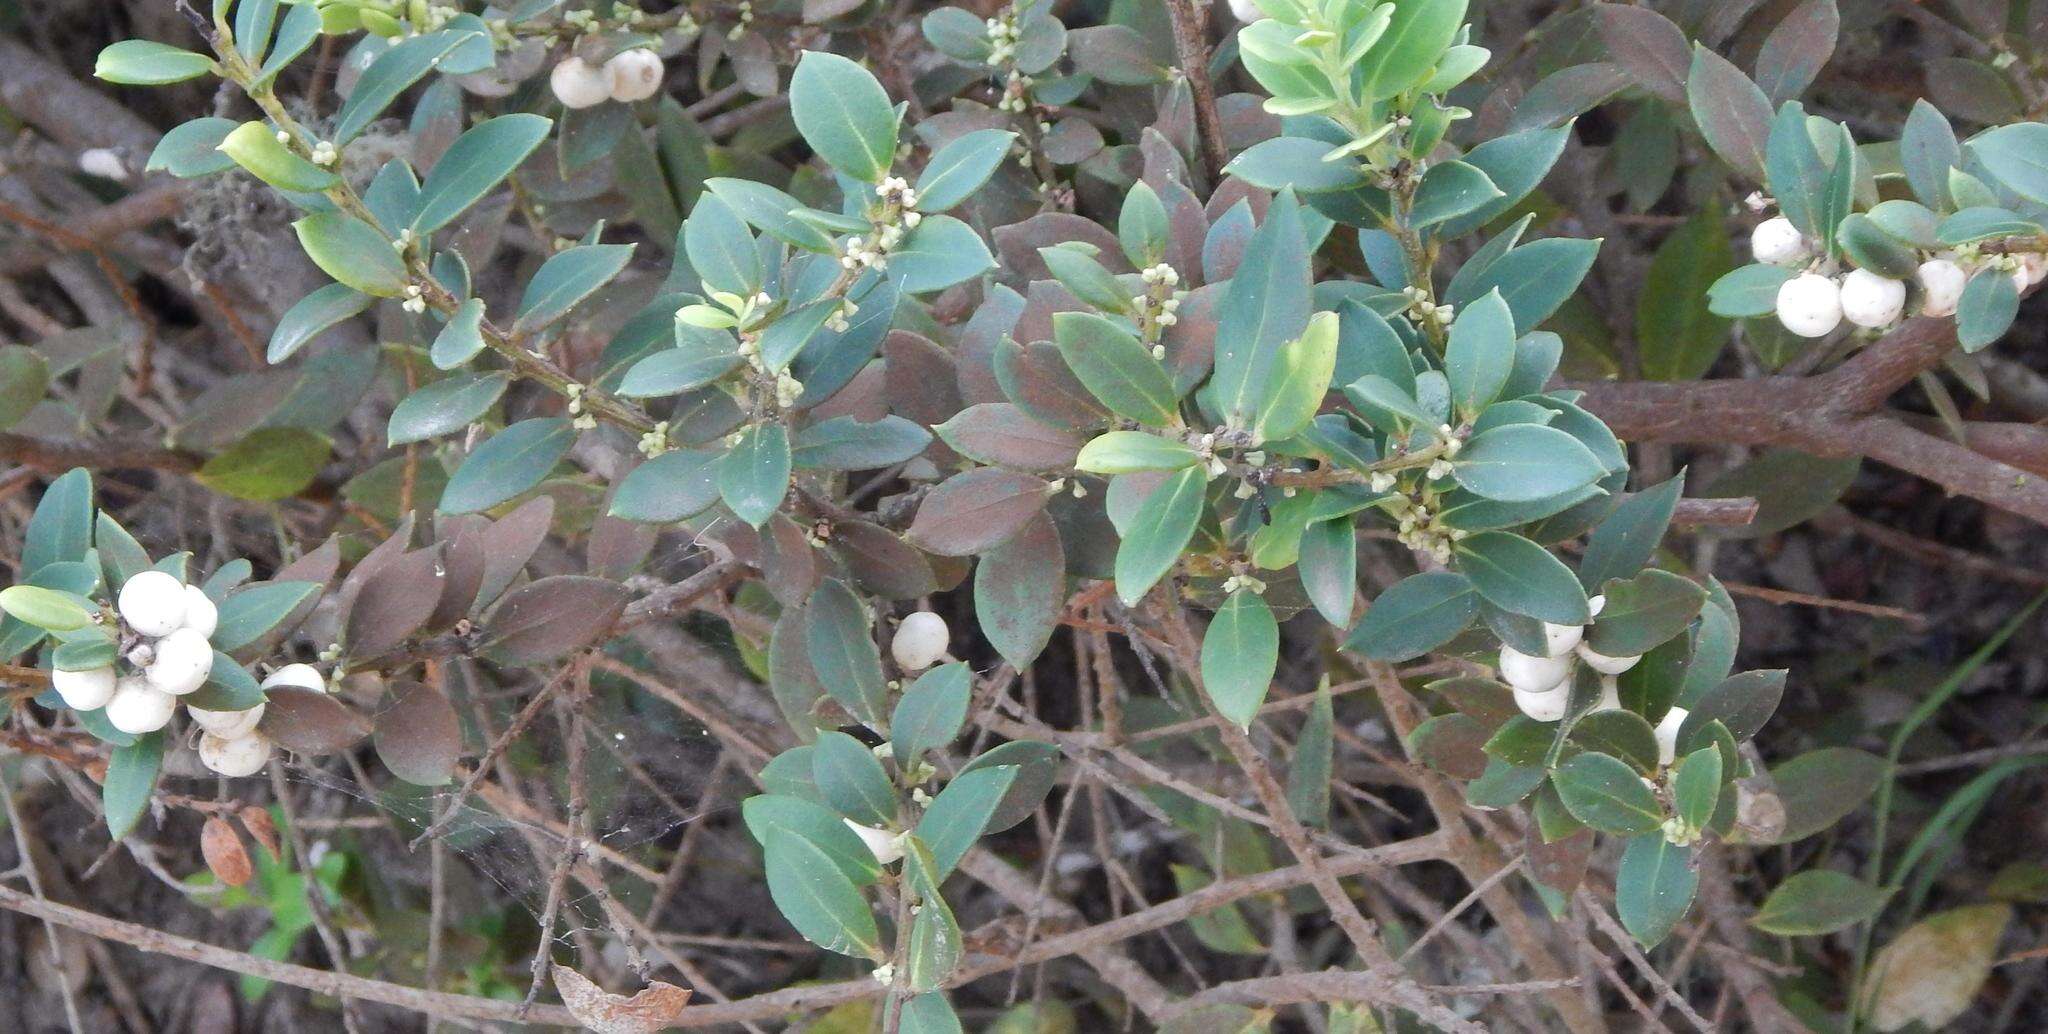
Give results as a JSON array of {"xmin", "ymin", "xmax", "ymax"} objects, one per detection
[
  {"xmin": 552, "ymin": 964, "xmax": 691, "ymax": 1034},
  {"xmin": 261, "ymin": 686, "xmax": 373, "ymax": 756},
  {"xmin": 239, "ymin": 805, "xmax": 280, "ymax": 861},
  {"xmin": 344, "ymin": 550, "xmax": 446, "ymax": 660},
  {"xmin": 482, "ymin": 575, "xmax": 628, "ymax": 664},
  {"xmin": 200, "ymin": 816, "xmax": 252, "ymax": 887},
  {"xmin": 373, "ymin": 680, "xmax": 465, "ymax": 786},
  {"xmin": 905, "ymin": 470, "xmax": 1052, "ymax": 556}
]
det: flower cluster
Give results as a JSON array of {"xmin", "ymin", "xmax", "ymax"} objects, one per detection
[
  {"xmin": 1754, "ymin": 214, "xmax": 2046, "ymax": 338},
  {"xmin": 548, "ymin": 48, "xmax": 666, "ymax": 109},
  {"xmin": 840, "ymin": 177, "xmax": 922, "ymax": 271},
  {"xmin": 1134, "ymin": 263, "xmax": 1183, "ymax": 352},
  {"xmin": 1401, "ymin": 285, "xmax": 1454, "ymax": 329}
]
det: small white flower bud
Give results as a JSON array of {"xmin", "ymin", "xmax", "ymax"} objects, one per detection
[
  {"xmin": 890, "ymin": 612, "xmax": 949, "ymax": 672},
  {"xmin": 603, "ymin": 48, "xmax": 664, "ymax": 102},
  {"xmin": 198, "ymin": 732, "xmax": 271, "ymax": 777},
  {"xmin": 1749, "ymin": 216, "xmax": 1810, "ymax": 266},
  {"xmin": 52, "ymin": 665, "xmax": 117, "ymax": 711},
  {"xmin": 1498, "ymin": 646, "xmax": 1570, "ymax": 694},
  {"xmin": 1775, "ymin": 272, "xmax": 1843, "ymax": 338},
  {"xmin": 1839, "ymin": 268, "xmax": 1906, "ymax": 329},
  {"xmin": 550, "ymin": 56, "xmax": 611, "ymax": 109},
  {"xmin": 118, "ymin": 570, "xmax": 188, "ymax": 637},
  {"xmin": 105, "ymin": 677, "xmax": 176, "ymax": 735},
  {"xmin": 188, "ymin": 701, "xmax": 265, "ymax": 739},
  {"xmin": 145, "ymin": 627, "xmax": 213, "ymax": 696},
  {"xmin": 1654, "ymin": 706, "xmax": 1690, "ymax": 767},
  {"xmin": 1916, "ymin": 258, "xmax": 1968, "ymax": 317}
]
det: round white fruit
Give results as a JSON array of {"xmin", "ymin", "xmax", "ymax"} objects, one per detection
[
  {"xmin": 891, "ymin": 612, "xmax": 949, "ymax": 672},
  {"xmin": 145, "ymin": 627, "xmax": 213, "ymax": 695},
  {"xmin": 261, "ymin": 663, "xmax": 326, "ymax": 694},
  {"xmin": 1916, "ymin": 258, "xmax": 1968, "ymax": 318},
  {"xmin": 52, "ymin": 665, "xmax": 117, "ymax": 711},
  {"xmin": 1591, "ymin": 675, "xmax": 1622, "ymax": 713},
  {"xmin": 842, "ymin": 819, "xmax": 904, "ymax": 865},
  {"xmin": 1575, "ymin": 641, "xmax": 1641, "ymax": 675},
  {"xmin": 1776, "ymin": 272, "xmax": 1844, "ymax": 338},
  {"xmin": 1749, "ymin": 216, "xmax": 1809, "ymax": 266},
  {"xmin": 1226, "ymin": 0, "xmax": 1263, "ymax": 22},
  {"xmin": 2022, "ymin": 253, "xmax": 2047, "ymax": 286},
  {"xmin": 1513, "ymin": 683, "xmax": 1568, "ymax": 722},
  {"xmin": 118, "ymin": 570, "xmax": 188, "ymax": 637},
  {"xmin": 1654, "ymin": 706, "xmax": 1690, "ymax": 767},
  {"xmin": 188, "ymin": 701, "xmax": 265, "ymax": 739},
  {"xmin": 1538, "ymin": 619, "xmax": 1584, "ymax": 658},
  {"xmin": 1498, "ymin": 646, "xmax": 1570, "ymax": 694},
  {"xmin": 549, "ymin": 56, "xmax": 610, "ymax": 109},
  {"xmin": 198, "ymin": 732, "xmax": 271, "ymax": 778},
  {"xmin": 604, "ymin": 49, "xmax": 664, "ymax": 102},
  {"xmin": 180, "ymin": 585, "xmax": 218, "ymax": 638},
  {"xmin": 1839, "ymin": 268, "xmax": 1906, "ymax": 329},
  {"xmin": 105, "ymin": 678, "xmax": 176, "ymax": 734}
]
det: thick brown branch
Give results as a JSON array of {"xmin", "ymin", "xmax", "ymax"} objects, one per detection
[{"xmin": 1163, "ymin": 0, "xmax": 1230, "ymax": 180}]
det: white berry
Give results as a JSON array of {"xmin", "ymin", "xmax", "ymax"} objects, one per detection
[
  {"xmin": 1749, "ymin": 216, "xmax": 1809, "ymax": 266},
  {"xmin": 1916, "ymin": 258, "xmax": 1968, "ymax": 317},
  {"xmin": 1498, "ymin": 646, "xmax": 1570, "ymax": 695},
  {"xmin": 1654, "ymin": 706, "xmax": 1690, "ymax": 767},
  {"xmin": 891, "ymin": 612, "xmax": 949, "ymax": 672},
  {"xmin": 145, "ymin": 628, "xmax": 213, "ymax": 696},
  {"xmin": 1776, "ymin": 273, "xmax": 1843, "ymax": 338},
  {"xmin": 1591, "ymin": 675, "xmax": 1622, "ymax": 713},
  {"xmin": 2021, "ymin": 253, "xmax": 2047, "ymax": 286},
  {"xmin": 118, "ymin": 571, "xmax": 188, "ymax": 637},
  {"xmin": 262, "ymin": 663, "xmax": 326, "ymax": 694},
  {"xmin": 51, "ymin": 665, "xmax": 117, "ymax": 711},
  {"xmin": 198, "ymin": 732, "xmax": 271, "ymax": 778},
  {"xmin": 604, "ymin": 49, "xmax": 664, "ymax": 102},
  {"xmin": 843, "ymin": 819, "xmax": 904, "ymax": 865},
  {"xmin": 1538, "ymin": 620, "xmax": 1583, "ymax": 658},
  {"xmin": 1226, "ymin": 0, "xmax": 1263, "ymax": 22},
  {"xmin": 188, "ymin": 701, "xmax": 265, "ymax": 739},
  {"xmin": 1513, "ymin": 683, "xmax": 1568, "ymax": 722},
  {"xmin": 549, "ymin": 56, "xmax": 611, "ymax": 109},
  {"xmin": 105, "ymin": 678, "xmax": 176, "ymax": 734},
  {"xmin": 1839, "ymin": 268, "xmax": 1905, "ymax": 329},
  {"xmin": 179, "ymin": 585, "xmax": 218, "ymax": 639},
  {"xmin": 1575, "ymin": 640, "xmax": 1641, "ymax": 675}
]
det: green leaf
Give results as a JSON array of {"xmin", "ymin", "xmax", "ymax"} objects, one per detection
[
  {"xmin": 902, "ymin": 840, "xmax": 963, "ymax": 992},
  {"xmin": 146, "ymin": 117, "xmax": 239, "ymax": 178},
  {"xmin": 1957, "ymin": 267, "xmax": 2020, "ymax": 352},
  {"xmin": 704, "ymin": 178, "xmax": 835, "ymax": 253},
  {"xmin": 812, "ymin": 730, "xmax": 897, "ymax": 826},
  {"xmin": 1074, "ymin": 431, "xmax": 1201, "ymax": 474},
  {"xmin": 1678, "ymin": 669, "xmax": 1785, "ymax": 743},
  {"xmin": 804, "ymin": 579, "xmax": 889, "ymax": 728},
  {"xmin": 915, "ymin": 765, "xmax": 1018, "ymax": 879},
  {"xmin": 683, "ymin": 193, "xmax": 763, "ymax": 296},
  {"xmin": 1588, "ymin": 569, "xmax": 1706, "ymax": 655},
  {"xmin": 976, "ymin": 513, "xmax": 1064, "ymax": 669},
  {"xmin": 1763, "ymin": 747, "xmax": 1886, "ymax": 844},
  {"xmin": 1410, "ymin": 160, "xmax": 1503, "ymax": 227},
  {"xmin": 619, "ymin": 331, "xmax": 741, "ymax": 398},
  {"xmin": 1458, "ymin": 532, "xmax": 1588, "ymax": 624},
  {"xmin": 1971, "ymin": 122, "xmax": 2048, "ymax": 205},
  {"xmin": 439, "ymin": 418, "xmax": 574, "ymax": 515},
  {"xmin": 253, "ymin": 3, "xmax": 320, "ymax": 85},
  {"xmin": 1637, "ymin": 210, "xmax": 1734, "ymax": 381},
  {"xmin": 25, "ymin": 469, "xmax": 93, "ymax": 575},
  {"xmin": 609, "ymin": 450, "xmax": 721, "ymax": 523},
  {"xmin": 95, "ymin": 40, "xmax": 213, "ymax": 85},
  {"xmin": 0, "ymin": 585, "xmax": 92, "ymax": 631},
  {"xmin": 764, "ymin": 830, "xmax": 883, "ymax": 959},
  {"xmin": 196, "ymin": 428, "xmax": 330, "ymax": 501},
  {"xmin": 1344, "ymin": 570, "xmax": 1477, "ymax": 661},
  {"xmin": 1670, "ymin": 744, "xmax": 1722, "ymax": 833},
  {"xmin": 219, "ymin": 121, "xmax": 339, "ymax": 192},
  {"xmin": 889, "ymin": 215, "xmax": 996, "ymax": 293},
  {"xmin": 0, "ymin": 345, "xmax": 48, "ymax": 431},
  {"xmin": 1554, "ymin": 752, "xmax": 1665, "ymax": 835},
  {"xmin": 1438, "ymin": 125, "xmax": 1570, "ymax": 238},
  {"xmin": 1202, "ymin": 589, "xmax": 1279, "ymax": 730},
  {"xmin": 792, "ymin": 416, "xmax": 931, "ymax": 470},
  {"xmin": 1113, "ymin": 466, "xmax": 1206, "ymax": 606},
  {"xmin": 891, "ymin": 662, "xmax": 971, "ymax": 760},
  {"xmin": 1214, "ymin": 191, "xmax": 1311, "ymax": 428},
  {"xmin": 901, "ymin": 993, "xmax": 963, "ymax": 1034},
  {"xmin": 1935, "ymin": 206, "xmax": 2041, "ymax": 246},
  {"xmin": 1286, "ymin": 681, "xmax": 1335, "ymax": 826},
  {"xmin": 333, "ymin": 31, "xmax": 480, "ymax": 144},
  {"xmin": 513, "ymin": 244, "xmax": 634, "ymax": 334},
  {"xmin": 915, "ymin": 129, "xmax": 1016, "ymax": 212},
  {"xmin": 1224, "ymin": 137, "xmax": 1373, "ymax": 193},
  {"xmin": 1254, "ymin": 310, "xmax": 1338, "ymax": 442},
  {"xmin": 183, "ymin": 651, "xmax": 266, "ymax": 711},
  {"xmin": 430, "ymin": 297, "xmax": 487, "ymax": 369},
  {"xmin": 1752, "ymin": 870, "xmax": 1892, "ymax": 936},
  {"xmin": 292, "ymin": 212, "xmax": 407, "ymax": 297},
  {"xmin": 412, "ymin": 114, "xmax": 551, "ymax": 233},
  {"xmin": 789, "ymin": 51, "xmax": 899, "ymax": 182},
  {"xmin": 1052, "ymin": 312, "xmax": 1179, "ymax": 427},
  {"xmin": 718, "ymin": 423, "xmax": 792, "ymax": 527},
  {"xmin": 1615, "ymin": 834, "xmax": 1697, "ymax": 947},
  {"xmin": 387, "ymin": 372, "xmax": 510, "ymax": 446},
  {"xmin": 103, "ymin": 733, "xmax": 164, "ymax": 839},
  {"xmin": 1707, "ymin": 264, "xmax": 1794, "ymax": 318},
  {"xmin": 211, "ymin": 581, "xmax": 320, "ymax": 653},
  {"xmin": 1357, "ymin": 0, "xmax": 1467, "ymax": 101},
  {"xmin": 269, "ymin": 283, "xmax": 372, "ymax": 363},
  {"xmin": 741, "ymin": 794, "xmax": 882, "ymax": 887},
  {"xmin": 1170, "ymin": 864, "xmax": 1267, "ymax": 954},
  {"xmin": 1579, "ymin": 475, "xmax": 1682, "ymax": 589},
  {"xmin": 1298, "ymin": 515, "xmax": 1358, "ymax": 627},
  {"xmin": 1118, "ymin": 181, "xmax": 1170, "ymax": 268},
  {"xmin": 1686, "ymin": 46, "xmax": 1771, "ymax": 181},
  {"xmin": 1452, "ymin": 424, "xmax": 1606, "ymax": 503},
  {"xmin": 1445, "ymin": 237, "xmax": 1602, "ymax": 335},
  {"xmin": 1837, "ymin": 214, "xmax": 1920, "ymax": 279},
  {"xmin": 1445, "ymin": 290, "xmax": 1516, "ymax": 419},
  {"xmin": 1570, "ymin": 709, "xmax": 1661, "ymax": 774}
]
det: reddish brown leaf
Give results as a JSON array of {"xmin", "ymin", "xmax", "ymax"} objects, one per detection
[
  {"xmin": 200, "ymin": 816, "xmax": 252, "ymax": 888},
  {"xmin": 424, "ymin": 530, "xmax": 488, "ymax": 631},
  {"xmin": 482, "ymin": 575, "xmax": 628, "ymax": 664},
  {"xmin": 905, "ymin": 470, "xmax": 1053, "ymax": 556},
  {"xmin": 883, "ymin": 331, "xmax": 963, "ymax": 426},
  {"xmin": 261, "ymin": 687, "xmax": 372, "ymax": 756},
  {"xmin": 1594, "ymin": 3, "xmax": 1690, "ymax": 102},
  {"xmin": 955, "ymin": 287, "xmax": 1025, "ymax": 407},
  {"xmin": 373, "ymin": 680, "xmax": 465, "ymax": 786},
  {"xmin": 976, "ymin": 511, "xmax": 1066, "ymax": 668},
  {"xmin": 343, "ymin": 549, "xmax": 446, "ymax": 660},
  {"xmin": 473, "ymin": 495, "xmax": 555, "ymax": 609},
  {"xmin": 803, "ymin": 362, "xmax": 889, "ymax": 423},
  {"xmin": 552, "ymin": 964, "xmax": 691, "ymax": 1034},
  {"xmin": 586, "ymin": 513, "xmax": 657, "ymax": 582},
  {"xmin": 758, "ymin": 513, "xmax": 820, "ymax": 608},
  {"xmin": 994, "ymin": 213, "xmax": 1127, "ymax": 281},
  {"xmin": 934, "ymin": 403, "xmax": 1083, "ymax": 471},
  {"xmin": 273, "ymin": 535, "xmax": 341, "ymax": 588},
  {"xmin": 1412, "ymin": 713, "xmax": 1491, "ymax": 780},
  {"xmin": 830, "ymin": 521, "xmax": 938, "ymax": 599},
  {"xmin": 993, "ymin": 338, "xmax": 1110, "ymax": 430},
  {"xmin": 239, "ymin": 805, "xmax": 280, "ymax": 860}
]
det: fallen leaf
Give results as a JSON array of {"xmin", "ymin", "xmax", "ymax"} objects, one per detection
[
  {"xmin": 553, "ymin": 964, "xmax": 691, "ymax": 1033},
  {"xmin": 200, "ymin": 816, "xmax": 252, "ymax": 887}
]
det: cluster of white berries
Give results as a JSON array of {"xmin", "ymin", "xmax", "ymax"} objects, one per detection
[
  {"xmin": 890, "ymin": 612, "xmax": 950, "ymax": 672},
  {"xmin": 50, "ymin": 572, "xmax": 285, "ymax": 778},
  {"xmin": 1494, "ymin": 597, "xmax": 1688, "ymax": 766},
  {"xmin": 1754, "ymin": 215, "xmax": 2046, "ymax": 338},
  {"xmin": 548, "ymin": 48, "xmax": 666, "ymax": 109},
  {"xmin": 1401, "ymin": 285, "xmax": 1454, "ymax": 328}
]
